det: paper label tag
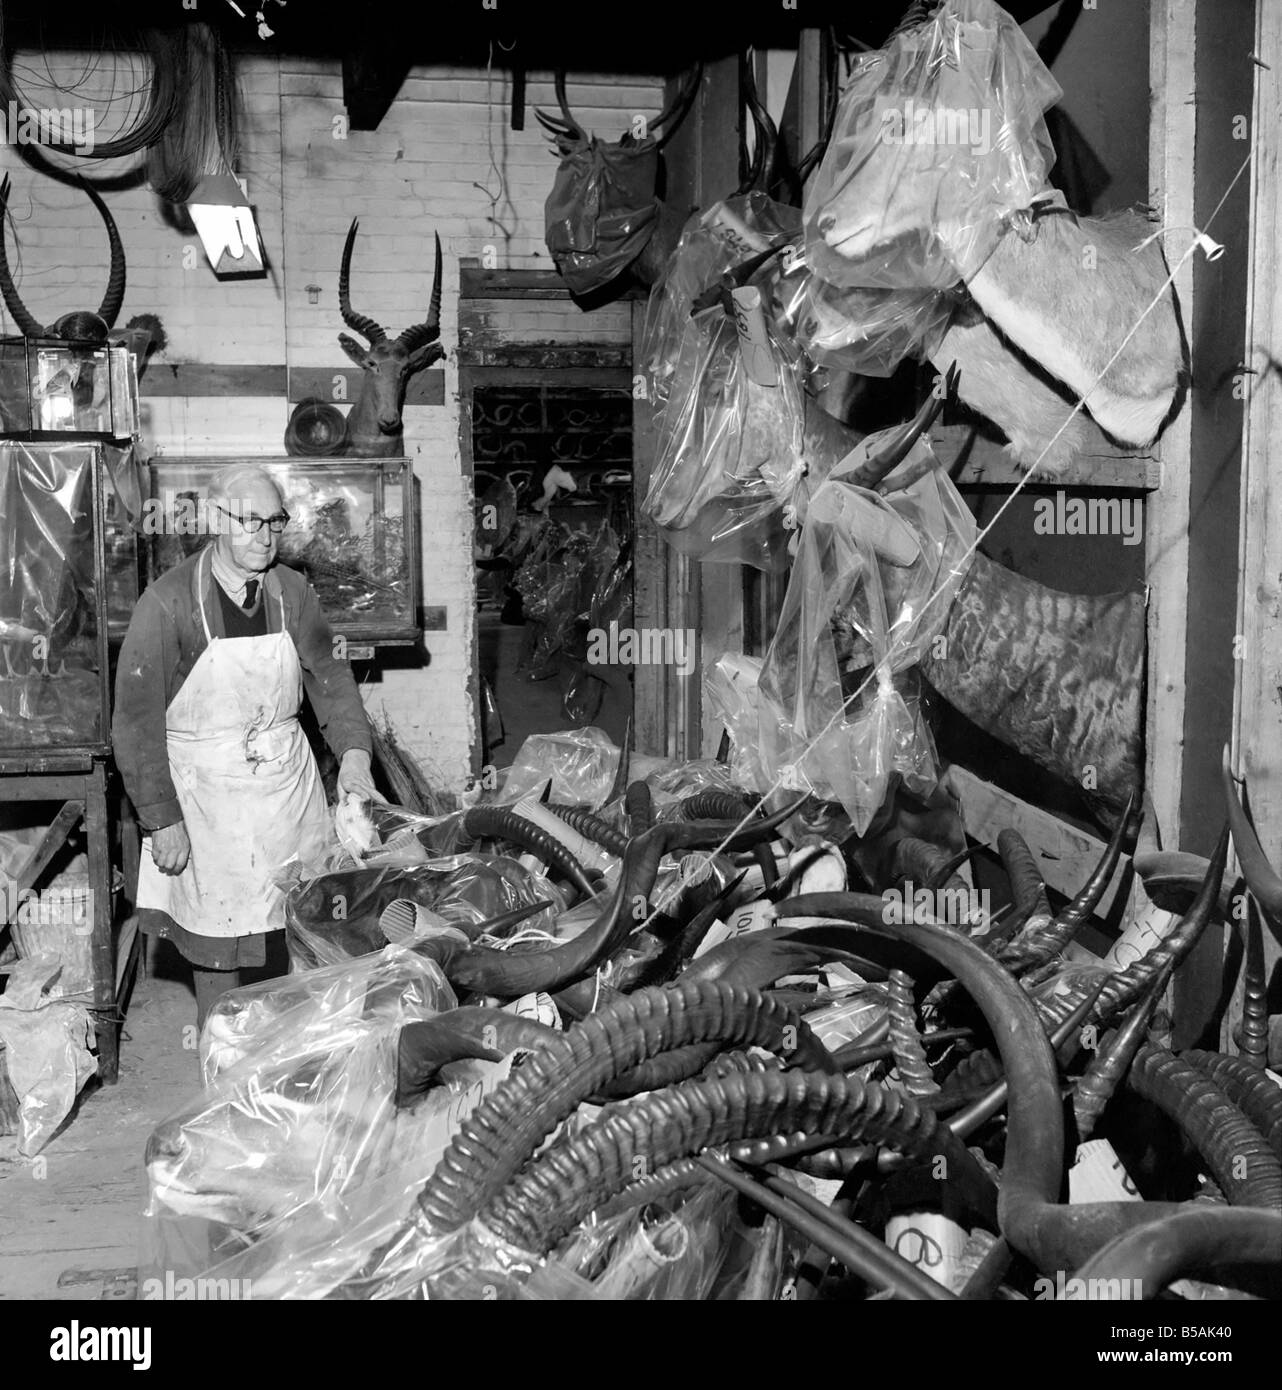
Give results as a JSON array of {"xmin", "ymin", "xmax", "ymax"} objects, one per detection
[
  {"xmin": 504, "ymin": 992, "xmax": 562, "ymax": 1030},
  {"xmin": 885, "ymin": 1211, "xmax": 968, "ymax": 1288},
  {"xmin": 1101, "ymin": 900, "xmax": 1178, "ymax": 972},
  {"xmin": 1069, "ymin": 1138, "xmax": 1142, "ymax": 1204},
  {"xmin": 793, "ymin": 844, "xmax": 846, "ymax": 894},
  {"xmin": 701, "ymin": 201, "xmax": 772, "ymax": 255},
  {"xmin": 731, "ymin": 287, "xmax": 779, "ymax": 388},
  {"xmin": 693, "ymin": 898, "xmax": 776, "ymax": 960}
]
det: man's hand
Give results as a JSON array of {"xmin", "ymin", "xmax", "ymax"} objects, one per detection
[
  {"xmin": 152, "ymin": 820, "xmax": 191, "ymax": 876},
  {"xmin": 336, "ymin": 748, "xmax": 383, "ymax": 804}
]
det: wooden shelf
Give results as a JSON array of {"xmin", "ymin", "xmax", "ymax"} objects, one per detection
[{"xmin": 932, "ymin": 423, "xmax": 1161, "ymax": 492}]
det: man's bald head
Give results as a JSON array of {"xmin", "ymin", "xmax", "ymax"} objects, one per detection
[{"xmin": 213, "ymin": 465, "xmax": 285, "ymax": 517}]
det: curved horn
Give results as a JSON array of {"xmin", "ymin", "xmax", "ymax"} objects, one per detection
[
  {"xmin": 1223, "ymin": 744, "xmax": 1282, "ymax": 939},
  {"xmin": 396, "ymin": 232, "xmax": 443, "ymax": 356},
  {"xmin": 338, "ymin": 218, "xmax": 386, "ymax": 344},
  {"xmin": 80, "ymin": 177, "xmax": 126, "ymax": 328},
  {"xmin": 845, "ymin": 364, "xmax": 958, "ymax": 490},
  {"xmin": 652, "ymin": 62, "xmax": 703, "ymax": 149},
  {"xmin": 0, "ymin": 176, "xmax": 45, "ymax": 336},
  {"xmin": 554, "ymin": 70, "xmax": 588, "ymax": 143}
]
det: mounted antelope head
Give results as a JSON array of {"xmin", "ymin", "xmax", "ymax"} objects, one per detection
[
  {"xmin": 337, "ymin": 219, "xmax": 444, "ymax": 456},
  {"xmin": 0, "ymin": 174, "xmax": 126, "ymax": 341}
]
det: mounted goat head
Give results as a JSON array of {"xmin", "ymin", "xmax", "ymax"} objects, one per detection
[
  {"xmin": 337, "ymin": 218, "xmax": 444, "ymax": 456},
  {"xmin": 0, "ymin": 175, "xmax": 125, "ymax": 341}
]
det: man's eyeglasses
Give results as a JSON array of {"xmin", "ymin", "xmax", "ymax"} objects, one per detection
[{"xmin": 216, "ymin": 505, "xmax": 290, "ymax": 535}]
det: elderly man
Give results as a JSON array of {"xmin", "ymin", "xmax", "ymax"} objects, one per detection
[{"xmin": 114, "ymin": 466, "xmax": 379, "ymax": 1025}]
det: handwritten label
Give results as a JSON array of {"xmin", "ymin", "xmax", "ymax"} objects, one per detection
[
  {"xmin": 1069, "ymin": 1138, "xmax": 1142, "ymax": 1204},
  {"xmin": 701, "ymin": 201, "xmax": 772, "ymax": 255},
  {"xmin": 1101, "ymin": 901, "xmax": 1178, "ymax": 972},
  {"xmin": 885, "ymin": 1211, "xmax": 967, "ymax": 1288},
  {"xmin": 731, "ymin": 287, "xmax": 778, "ymax": 388}
]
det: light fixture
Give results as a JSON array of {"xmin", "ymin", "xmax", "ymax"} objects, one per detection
[{"xmin": 186, "ymin": 171, "xmax": 266, "ymax": 277}]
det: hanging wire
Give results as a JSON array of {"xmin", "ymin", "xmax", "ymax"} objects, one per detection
[
  {"xmin": 472, "ymin": 40, "xmax": 516, "ymax": 251},
  {"xmin": 0, "ymin": 16, "xmax": 184, "ymax": 160}
]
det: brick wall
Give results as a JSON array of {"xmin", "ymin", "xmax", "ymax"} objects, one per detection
[{"xmin": 1, "ymin": 51, "xmax": 661, "ymax": 789}]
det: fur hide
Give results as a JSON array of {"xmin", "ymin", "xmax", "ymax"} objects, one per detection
[
  {"xmin": 928, "ymin": 302, "xmax": 1095, "ymax": 475},
  {"xmin": 966, "ymin": 207, "xmax": 1185, "ymax": 447}
]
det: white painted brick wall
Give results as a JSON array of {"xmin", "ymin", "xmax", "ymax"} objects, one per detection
[{"xmin": 1, "ymin": 52, "xmax": 660, "ymax": 792}]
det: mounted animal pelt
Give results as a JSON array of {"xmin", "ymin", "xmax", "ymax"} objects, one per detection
[
  {"xmin": 335, "ymin": 218, "xmax": 445, "ymax": 456},
  {"xmin": 963, "ymin": 201, "xmax": 1187, "ymax": 453}
]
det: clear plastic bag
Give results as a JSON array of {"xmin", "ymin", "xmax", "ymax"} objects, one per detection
[
  {"xmin": 803, "ymin": 0, "xmax": 1061, "ymax": 290},
  {"xmin": 643, "ymin": 301, "xmax": 805, "ymax": 570},
  {"xmin": 283, "ymin": 854, "xmax": 561, "ymax": 971},
  {"xmin": 0, "ymin": 954, "xmax": 97, "ymax": 1156},
  {"xmin": 776, "ymin": 263, "xmax": 956, "ymax": 377},
  {"xmin": 704, "ymin": 654, "xmax": 771, "ymax": 794},
  {"xmin": 497, "ymin": 726, "xmax": 623, "ymax": 809},
  {"xmin": 199, "ymin": 943, "xmax": 457, "ymax": 1086},
  {"xmin": 141, "ymin": 965, "xmax": 541, "ymax": 1299},
  {"xmin": 642, "ymin": 193, "xmax": 802, "ymax": 413},
  {"xmin": 757, "ymin": 436, "xmax": 978, "ymax": 832},
  {"xmin": 544, "ymin": 137, "xmax": 660, "ymax": 296}
]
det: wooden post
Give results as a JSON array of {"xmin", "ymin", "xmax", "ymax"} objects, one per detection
[
  {"xmin": 1145, "ymin": 0, "xmax": 1197, "ymax": 871},
  {"xmin": 1228, "ymin": 0, "xmax": 1282, "ymax": 1051}
]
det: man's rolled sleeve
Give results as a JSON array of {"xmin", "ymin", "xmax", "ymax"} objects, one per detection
[
  {"xmin": 292, "ymin": 579, "xmax": 374, "ymax": 761},
  {"xmin": 112, "ymin": 589, "xmax": 183, "ymax": 830}
]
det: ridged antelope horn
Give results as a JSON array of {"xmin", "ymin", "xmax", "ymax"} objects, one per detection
[
  {"xmin": 1223, "ymin": 744, "xmax": 1282, "ymax": 940},
  {"xmin": 1001, "ymin": 790, "xmax": 1134, "ymax": 969},
  {"xmin": 81, "ymin": 176, "xmax": 126, "ymax": 328},
  {"xmin": 1072, "ymin": 962, "xmax": 1174, "ymax": 1142},
  {"xmin": 395, "ymin": 232, "xmax": 443, "ymax": 356},
  {"xmin": 338, "ymin": 218, "xmax": 387, "ymax": 344},
  {"xmin": 0, "ymin": 175, "xmax": 45, "ymax": 336}
]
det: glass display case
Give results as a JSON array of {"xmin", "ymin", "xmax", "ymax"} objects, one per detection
[
  {"xmin": 0, "ymin": 441, "xmax": 112, "ymax": 755},
  {"xmin": 0, "ymin": 337, "xmax": 140, "ymax": 440},
  {"xmin": 146, "ymin": 457, "xmax": 420, "ymax": 644}
]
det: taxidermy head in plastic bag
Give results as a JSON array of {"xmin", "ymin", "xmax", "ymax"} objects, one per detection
[
  {"xmin": 538, "ymin": 69, "xmax": 702, "ymax": 297},
  {"xmin": 803, "ymin": 0, "xmax": 1061, "ymax": 289}
]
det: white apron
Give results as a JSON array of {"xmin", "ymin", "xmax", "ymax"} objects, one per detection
[{"xmin": 136, "ymin": 550, "xmax": 330, "ymax": 938}]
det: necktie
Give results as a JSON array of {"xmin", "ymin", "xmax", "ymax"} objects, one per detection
[{"xmin": 243, "ymin": 579, "xmax": 259, "ymax": 611}]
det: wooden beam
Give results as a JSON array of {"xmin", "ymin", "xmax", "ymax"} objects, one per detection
[
  {"xmin": 141, "ymin": 365, "xmax": 286, "ymax": 397},
  {"xmin": 950, "ymin": 767, "xmax": 1131, "ymax": 921},
  {"xmin": 932, "ymin": 424, "xmax": 1161, "ymax": 492},
  {"xmin": 289, "ymin": 368, "xmax": 445, "ymax": 406},
  {"xmin": 459, "ymin": 264, "xmax": 647, "ymax": 302},
  {"xmin": 1228, "ymin": 0, "xmax": 1282, "ymax": 1051},
  {"xmin": 9, "ymin": 800, "xmax": 83, "ymax": 905}
]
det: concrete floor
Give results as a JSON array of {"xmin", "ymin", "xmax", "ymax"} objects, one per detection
[{"xmin": 0, "ymin": 942, "xmax": 207, "ymax": 1301}]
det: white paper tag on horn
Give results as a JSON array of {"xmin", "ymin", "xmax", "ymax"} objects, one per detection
[
  {"xmin": 1100, "ymin": 899, "xmax": 1179, "ymax": 972},
  {"xmin": 1069, "ymin": 1138, "xmax": 1143, "ymax": 1204},
  {"xmin": 793, "ymin": 843, "xmax": 846, "ymax": 894},
  {"xmin": 692, "ymin": 898, "xmax": 777, "ymax": 960},
  {"xmin": 503, "ymin": 992, "xmax": 561, "ymax": 1030},
  {"xmin": 731, "ymin": 287, "xmax": 778, "ymax": 387},
  {"xmin": 884, "ymin": 1211, "xmax": 968, "ymax": 1288},
  {"xmin": 701, "ymin": 200, "xmax": 772, "ymax": 254}
]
